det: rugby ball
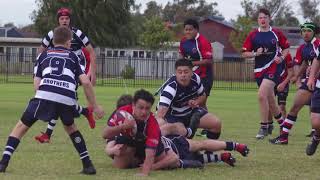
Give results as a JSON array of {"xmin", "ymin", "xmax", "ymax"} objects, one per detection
[{"xmin": 114, "ymin": 110, "xmax": 137, "ymax": 136}]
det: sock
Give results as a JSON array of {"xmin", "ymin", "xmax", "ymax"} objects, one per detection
[
  {"xmin": 281, "ymin": 115, "xmax": 297, "ymax": 137},
  {"xmin": 185, "ymin": 128, "xmax": 193, "ymax": 138},
  {"xmin": 260, "ymin": 122, "xmax": 268, "ymax": 130},
  {"xmin": 80, "ymin": 107, "xmax": 88, "ymax": 116},
  {"xmin": 196, "ymin": 151, "xmax": 221, "ymax": 163},
  {"xmin": 206, "ymin": 131, "xmax": 220, "ymax": 139},
  {"xmin": 1, "ymin": 136, "xmax": 20, "ymax": 164},
  {"xmin": 45, "ymin": 119, "xmax": 57, "ymax": 137},
  {"xmin": 69, "ymin": 131, "xmax": 91, "ymax": 167},
  {"xmin": 225, "ymin": 141, "xmax": 237, "ymax": 151},
  {"xmin": 268, "ymin": 121, "xmax": 274, "ymax": 127},
  {"xmin": 313, "ymin": 134, "xmax": 320, "ymax": 142},
  {"xmin": 274, "ymin": 113, "xmax": 283, "ymax": 125}
]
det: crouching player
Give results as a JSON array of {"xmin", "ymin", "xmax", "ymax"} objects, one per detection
[
  {"xmin": 156, "ymin": 59, "xmax": 221, "ymax": 139},
  {"xmin": 102, "ymin": 89, "xmax": 165, "ymax": 176}
]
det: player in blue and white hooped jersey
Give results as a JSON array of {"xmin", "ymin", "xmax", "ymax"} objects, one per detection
[
  {"xmin": 156, "ymin": 59, "xmax": 221, "ymax": 140},
  {"xmin": 39, "ymin": 7, "xmax": 96, "ymax": 83},
  {"xmin": 0, "ymin": 26, "xmax": 104, "ymax": 174},
  {"xmin": 35, "ymin": 7, "xmax": 97, "ymax": 143}
]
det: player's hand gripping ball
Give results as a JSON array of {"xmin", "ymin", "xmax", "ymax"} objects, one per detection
[{"xmin": 114, "ymin": 110, "xmax": 137, "ymax": 136}]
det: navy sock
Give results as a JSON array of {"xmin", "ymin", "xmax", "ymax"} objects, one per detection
[
  {"xmin": 45, "ymin": 119, "xmax": 57, "ymax": 137},
  {"xmin": 225, "ymin": 141, "xmax": 236, "ymax": 151},
  {"xmin": 1, "ymin": 136, "xmax": 20, "ymax": 164},
  {"xmin": 69, "ymin": 131, "xmax": 91, "ymax": 166}
]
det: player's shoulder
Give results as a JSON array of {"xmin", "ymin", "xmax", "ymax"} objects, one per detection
[{"xmin": 191, "ymin": 73, "xmax": 201, "ymax": 85}]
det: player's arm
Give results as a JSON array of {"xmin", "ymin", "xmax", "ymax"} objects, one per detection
[
  {"xmin": 138, "ymin": 148, "xmax": 156, "ymax": 176},
  {"xmin": 37, "ymin": 45, "xmax": 47, "ymax": 55},
  {"xmin": 156, "ymin": 83, "xmax": 175, "ymax": 125},
  {"xmin": 156, "ymin": 106, "xmax": 169, "ymax": 126},
  {"xmin": 102, "ymin": 118, "xmax": 135, "ymax": 139},
  {"xmin": 85, "ymin": 44, "xmax": 97, "ymax": 86},
  {"xmin": 151, "ymin": 149, "xmax": 179, "ymax": 170},
  {"xmin": 38, "ymin": 31, "xmax": 52, "ymax": 55},
  {"xmin": 307, "ymin": 57, "xmax": 320, "ymax": 90},
  {"xmin": 33, "ymin": 77, "xmax": 41, "ymax": 91},
  {"xmin": 192, "ymin": 59, "xmax": 212, "ymax": 66},
  {"xmin": 192, "ymin": 38, "xmax": 213, "ymax": 66},
  {"xmin": 79, "ymin": 74, "xmax": 104, "ymax": 119},
  {"xmin": 293, "ymin": 61, "xmax": 308, "ymax": 82}
]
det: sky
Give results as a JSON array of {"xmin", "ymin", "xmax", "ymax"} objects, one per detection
[{"xmin": 0, "ymin": 0, "xmax": 304, "ymax": 27}]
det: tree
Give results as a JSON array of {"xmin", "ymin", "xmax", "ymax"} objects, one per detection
[
  {"xmin": 144, "ymin": 1, "xmax": 162, "ymax": 19},
  {"xmin": 3, "ymin": 23, "xmax": 16, "ymax": 28},
  {"xmin": 229, "ymin": 16, "xmax": 255, "ymax": 53},
  {"xmin": 240, "ymin": 0, "xmax": 299, "ymax": 26},
  {"xmin": 299, "ymin": 0, "xmax": 320, "ymax": 25},
  {"xmin": 31, "ymin": 0, "xmax": 135, "ymax": 47},
  {"xmin": 162, "ymin": 0, "xmax": 221, "ymax": 23},
  {"xmin": 139, "ymin": 16, "xmax": 174, "ymax": 54}
]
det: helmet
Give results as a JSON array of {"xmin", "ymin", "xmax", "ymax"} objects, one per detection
[{"xmin": 57, "ymin": 7, "xmax": 71, "ymax": 20}]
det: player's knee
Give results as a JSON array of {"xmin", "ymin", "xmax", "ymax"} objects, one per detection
[
  {"xmin": 112, "ymin": 160, "xmax": 129, "ymax": 169},
  {"xmin": 258, "ymin": 92, "xmax": 268, "ymax": 102},
  {"xmin": 206, "ymin": 130, "xmax": 221, "ymax": 139},
  {"xmin": 64, "ymin": 123, "xmax": 78, "ymax": 135}
]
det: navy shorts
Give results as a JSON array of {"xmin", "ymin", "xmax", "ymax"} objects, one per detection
[
  {"xmin": 256, "ymin": 72, "xmax": 281, "ymax": 87},
  {"xmin": 165, "ymin": 107, "xmax": 208, "ymax": 127},
  {"xmin": 255, "ymin": 64, "xmax": 282, "ymax": 87},
  {"xmin": 201, "ymin": 77, "xmax": 213, "ymax": 96},
  {"xmin": 21, "ymin": 98, "xmax": 75, "ymax": 127},
  {"xmin": 299, "ymin": 81, "xmax": 313, "ymax": 106},
  {"xmin": 167, "ymin": 135, "xmax": 192, "ymax": 160},
  {"xmin": 275, "ymin": 83, "xmax": 289, "ymax": 105},
  {"xmin": 311, "ymin": 88, "xmax": 320, "ymax": 113}
]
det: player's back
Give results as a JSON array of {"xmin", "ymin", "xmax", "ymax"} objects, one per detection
[{"xmin": 34, "ymin": 46, "xmax": 83, "ymax": 106}]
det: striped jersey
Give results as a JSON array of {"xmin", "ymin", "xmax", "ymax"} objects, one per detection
[
  {"xmin": 41, "ymin": 27, "xmax": 90, "ymax": 57},
  {"xmin": 158, "ymin": 73, "xmax": 204, "ymax": 117},
  {"xmin": 34, "ymin": 46, "xmax": 84, "ymax": 105}
]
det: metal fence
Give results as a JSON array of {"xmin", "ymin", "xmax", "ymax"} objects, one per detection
[{"xmin": 0, "ymin": 53, "xmax": 257, "ymax": 90}]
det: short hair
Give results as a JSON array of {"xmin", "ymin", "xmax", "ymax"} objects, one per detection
[
  {"xmin": 184, "ymin": 18, "xmax": 199, "ymax": 30},
  {"xmin": 133, "ymin": 89, "xmax": 155, "ymax": 105},
  {"xmin": 175, "ymin": 58, "xmax": 193, "ymax": 69},
  {"xmin": 116, "ymin": 94, "xmax": 133, "ymax": 108},
  {"xmin": 53, "ymin": 26, "xmax": 72, "ymax": 45},
  {"xmin": 258, "ymin": 8, "xmax": 271, "ymax": 17}
]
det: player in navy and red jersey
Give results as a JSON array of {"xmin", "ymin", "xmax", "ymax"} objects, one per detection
[
  {"xmin": 270, "ymin": 22, "xmax": 320, "ymax": 144},
  {"xmin": 0, "ymin": 26, "xmax": 105, "ymax": 174},
  {"xmin": 35, "ymin": 8, "xmax": 97, "ymax": 143},
  {"xmin": 102, "ymin": 89, "xmax": 164, "ymax": 176},
  {"xmin": 267, "ymin": 53, "xmax": 294, "ymax": 134},
  {"xmin": 179, "ymin": 19, "xmax": 213, "ymax": 106},
  {"xmin": 305, "ymin": 38, "xmax": 320, "ymax": 155},
  {"xmin": 242, "ymin": 8, "xmax": 290, "ymax": 140}
]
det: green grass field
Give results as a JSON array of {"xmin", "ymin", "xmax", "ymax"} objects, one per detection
[{"xmin": 0, "ymin": 84, "xmax": 318, "ymax": 180}]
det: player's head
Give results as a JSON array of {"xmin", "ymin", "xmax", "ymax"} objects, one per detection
[
  {"xmin": 257, "ymin": 8, "xmax": 271, "ymax": 28},
  {"xmin": 300, "ymin": 22, "xmax": 318, "ymax": 42},
  {"xmin": 53, "ymin": 26, "xmax": 72, "ymax": 48},
  {"xmin": 175, "ymin": 58, "xmax": 193, "ymax": 87},
  {"xmin": 57, "ymin": 7, "xmax": 71, "ymax": 27},
  {"xmin": 132, "ymin": 89, "xmax": 154, "ymax": 121},
  {"xmin": 184, "ymin": 18, "xmax": 199, "ymax": 39},
  {"xmin": 116, "ymin": 94, "xmax": 133, "ymax": 108}
]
